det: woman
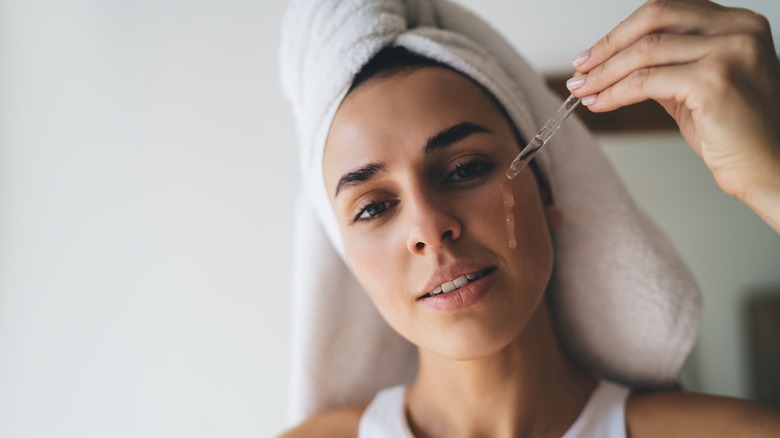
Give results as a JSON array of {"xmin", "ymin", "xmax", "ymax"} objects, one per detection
[{"xmin": 279, "ymin": 0, "xmax": 780, "ymax": 436}]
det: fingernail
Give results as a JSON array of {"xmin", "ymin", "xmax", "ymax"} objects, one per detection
[
  {"xmin": 571, "ymin": 49, "xmax": 591, "ymax": 68},
  {"xmin": 566, "ymin": 74, "xmax": 587, "ymax": 91},
  {"xmin": 581, "ymin": 94, "xmax": 597, "ymax": 106}
]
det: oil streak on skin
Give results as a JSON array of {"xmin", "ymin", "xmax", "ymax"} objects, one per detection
[{"xmin": 499, "ymin": 183, "xmax": 517, "ymax": 249}]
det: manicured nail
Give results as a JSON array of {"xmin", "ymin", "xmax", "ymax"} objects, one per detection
[
  {"xmin": 581, "ymin": 94, "xmax": 597, "ymax": 106},
  {"xmin": 566, "ymin": 74, "xmax": 587, "ymax": 91},
  {"xmin": 571, "ymin": 49, "xmax": 591, "ymax": 68}
]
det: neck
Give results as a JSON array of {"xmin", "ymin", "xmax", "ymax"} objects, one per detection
[{"xmin": 406, "ymin": 299, "xmax": 597, "ymax": 438}]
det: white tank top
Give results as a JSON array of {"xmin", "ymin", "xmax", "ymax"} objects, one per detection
[{"xmin": 358, "ymin": 379, "xmax": 630, "ymax": 437}]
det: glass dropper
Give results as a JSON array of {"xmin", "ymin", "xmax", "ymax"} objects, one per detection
[{"xmin": 506, "ymin": 85, "xmax": 583, "ymax": 179}]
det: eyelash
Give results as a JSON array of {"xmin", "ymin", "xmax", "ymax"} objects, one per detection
[
  {"xmin": 351, "ymin": 157, "xmax": 495, "ymax": 224},
  {"xmin": 353, "ymin": 199, "xmax": 399, "ymax": 223},
  {"xmin": 444, "ymin": 158, "xmax": 495, "ymax": 183}
]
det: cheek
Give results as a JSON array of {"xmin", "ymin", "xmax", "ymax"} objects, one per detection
[
  {"xmin": 507, "ymin": 188, "xmax": 555, "ymax": 287},
  {"xmin": 463, "ymin": 180, "xmax": 541, "ymax": 249},
  {"xmin": 342, "ymin": 231, "xmax": 410, "ymax": 324},
  {"xmin": 344, "ymin": 236, "xmax": 385, "ymax": 294},
  {"xmin": 468, "ymin": 179, "xmax": 554, "ymax": 280}
]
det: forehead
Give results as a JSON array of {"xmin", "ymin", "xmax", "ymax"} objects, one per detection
[{"xmin": 323, "ymin": 67, "xmax": 510, "ymax": 180}]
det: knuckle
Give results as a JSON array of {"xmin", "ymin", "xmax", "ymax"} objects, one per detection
[
  {"xmin": 756, "ymin": 14, "xmax": 772, "ymax": 37},
  {"xmin": 643, "ymin": 0, "xmax": 671, "ymax": 20},
  {"xmin": 732, "ymin": 34, "xmax": 765, "ymax": 68},
  {"xmin": 588, "ymin": 63, "xmax": 606, "ymax": 84},
  {"xmin": 637, "ymin": 34, "xmax": 662, "ymax": 59},
  {"xmin": 630, "ymin": 68, "xmax": 652, "ymax": 90},
  {"xmin": 600, "ymin": 30, "xmax": 617, "ymax": 53},
  {"xmin": 701, "ymin": 59, "xmax": 731, "ymax": 93},
  {"xmin": 743, "ymin": 10, "xmax": 771, "ymax": 38}
]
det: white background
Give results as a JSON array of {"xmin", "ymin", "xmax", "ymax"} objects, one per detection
[{"xmin": 1, "ymin": 1, "xmax": 779, "ymax": 437}]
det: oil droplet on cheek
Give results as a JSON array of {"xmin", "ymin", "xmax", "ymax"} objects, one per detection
[{"xmin": 499, "ymin": 183, "xmax": 517, "ymax": 249}]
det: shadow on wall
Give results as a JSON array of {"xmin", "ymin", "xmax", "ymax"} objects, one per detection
[{"xmin": 744, "ymin": 289, "xmax": 780, "ymax": 410}]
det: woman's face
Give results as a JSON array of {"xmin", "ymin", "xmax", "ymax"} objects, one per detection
[{"xmin": 323, "ymin": 67, "xmax": 557, "ymax": 360}]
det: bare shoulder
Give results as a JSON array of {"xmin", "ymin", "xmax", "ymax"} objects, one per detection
[
  {"xmin": 277, "ymin": 404, "xmax": 368, "ymax": 438},
  {"xmin": 626, "ymin": 389, "xmax": 780, "ymax": 437}
]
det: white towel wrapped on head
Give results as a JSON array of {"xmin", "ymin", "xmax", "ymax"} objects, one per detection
[{"xmin": 280, "ymin": 0, "xmax": 701, "ymax": 425}]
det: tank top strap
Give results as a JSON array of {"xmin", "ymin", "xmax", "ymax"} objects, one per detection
[
  {"xmin": 562, "ymin": 379, "xmax": 631, "ymax": 438},
  {"xmin": 358, "ymin": 385, "xmax": 414, "ymax": 438}
]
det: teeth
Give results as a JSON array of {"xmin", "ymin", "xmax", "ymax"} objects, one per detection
[
  {"xmin": 441, "ymin": 281, "xmax": 457, "ymax": 293},
  {"xmin": 427, "ymin": 270, "xmax": 489, "ymax": 297},
  {"xmin": 453, "ymin": 276, "xmax": 468, "ymax": 288}
]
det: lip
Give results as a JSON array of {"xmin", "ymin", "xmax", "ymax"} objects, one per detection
[
  {"xmin": 417, "ymin": 266, "xmax": 497, "ymax": 312},
  {"xmin": 418, "ymin": 264, "xmax": 495, "ymax": 298}
]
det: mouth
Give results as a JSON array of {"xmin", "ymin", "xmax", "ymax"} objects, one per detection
[{"xmin": 418, "ymin": 268, "xmax": 496, "ymax": 299}]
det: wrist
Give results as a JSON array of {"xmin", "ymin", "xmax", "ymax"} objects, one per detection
[{"xmin": 740, "ymin": 159, "xmax": 780, "ymax": 233}]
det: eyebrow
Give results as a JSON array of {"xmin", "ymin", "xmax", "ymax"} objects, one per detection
[
  {"xmin": 424, "ymin": 121, "xmax": 491, "ymax": 153},
  {"xmin": 334, "ymin": 121, "xmax": 492, "ymax": 197},
  {"xmin": 335, "ymin": 162, "xmax": 387, "ymax": 197}
]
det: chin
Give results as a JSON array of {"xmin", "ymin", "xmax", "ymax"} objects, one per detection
[{"xmin": 421, "ymin": 316, "xmax": 527, "ymax": 361}]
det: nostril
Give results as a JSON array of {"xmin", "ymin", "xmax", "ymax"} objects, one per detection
[
  {"xmin": 442, "ymin": 230, "xmax": 453, "ymax": 240},
  {"xmin": 416, "ymin": 242, "xmax": 425, "ymax": 250}
]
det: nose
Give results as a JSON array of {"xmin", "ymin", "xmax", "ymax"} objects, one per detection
[{"xmin": 405, "ymin": 189, "xmax": 462, "ymax": 254}]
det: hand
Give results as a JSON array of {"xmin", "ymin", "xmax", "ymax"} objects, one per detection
[{"xmin": 567, "ymin": 0, "xmax": 780, "ymax": 232}]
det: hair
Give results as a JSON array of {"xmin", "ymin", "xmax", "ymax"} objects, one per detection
[
  {"xmin": 348, "ymin": 46, "xmax": 552, "ymax": 204},
  {"xmin": 350, "ymin": 46, "xmax": 449, "ymax": 92}
]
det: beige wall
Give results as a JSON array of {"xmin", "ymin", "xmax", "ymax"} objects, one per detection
[
  {"xmin": 599, "ymin": 133, "xmax": 780, "ymax": 398},
  {"xmin": 456, "ymin": 0, "xmax": 780, "ymax": 74}
]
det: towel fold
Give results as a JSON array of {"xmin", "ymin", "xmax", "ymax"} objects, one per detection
[{"xmin": 280, "ymin": 0, "xmax": 701, "ymax": 424}]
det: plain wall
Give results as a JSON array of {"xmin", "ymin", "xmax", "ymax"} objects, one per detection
[
  {"xmin": 0, "ymin": 1, "xmax": 295, "ymax": 437},
  {"xmin": 0, "ymin": 1, "xmax": 778, "ymax": 437}
]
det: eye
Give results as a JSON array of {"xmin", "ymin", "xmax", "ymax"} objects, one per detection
[
  {"xmin": 444, "ymin": 158, "xmax": 494, "ymax": 183},
  {"xmin": 353, "ymin": 199, "xmax": 399, "ymax": 223}
]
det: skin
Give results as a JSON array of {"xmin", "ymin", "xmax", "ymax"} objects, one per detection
[
  {"xmin": 281, "ymin": 67, "xmax": 780, "ymax": 438},
  {"xmin": 568, "ymin": 0, "xmax": 780, "ymax": 232},
  {"xmin": 326, "ymin": 70, "xmax": 558, "ymax": 363}
]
